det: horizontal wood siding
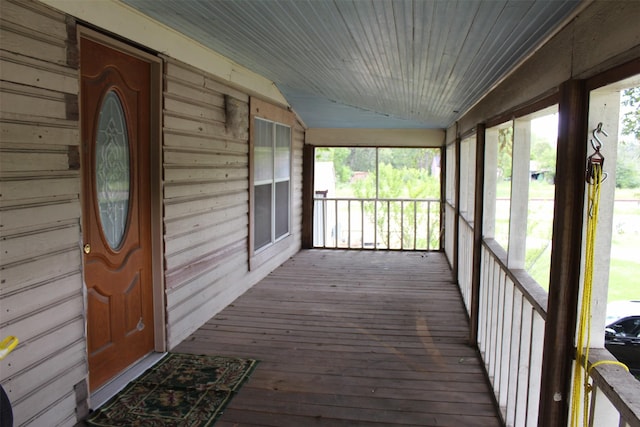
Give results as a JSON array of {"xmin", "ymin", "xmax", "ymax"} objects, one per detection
[
  {"xmin": 0, "ymin": 1, "xmax": 86, "ymax": 426},
  {"xmin": 162, "ymin": 58, "xmax": 303, "ymax": 349},
  {"xmin": 2, "ymin": 1, "xmax": 304, "ymax": 422}
]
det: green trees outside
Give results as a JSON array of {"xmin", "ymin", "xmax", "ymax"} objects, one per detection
[
  {"xmin": 352, "ymin": 162, "xmax": 440, "ymax": 199},
  {"xmin": 315, "ymin": 147, "xmax": 440, "ymax": 190},
  {"xmin": 622, "ymin": 87, "xmax": 640, "ymax": 140},
  {"xmin": 497, "ymin": 126, "xmax": 513, "ymax": 180},
  {"xmin": 352, "ymin": 162, "xmax": 441, "ymax": 248},
  {"xmin": 316, "ymin": 147, "xmax": 353, "ymax": 184},
  {"xmin": 618, "ymin": 87, "xmax": 640, "ymax": 189}
]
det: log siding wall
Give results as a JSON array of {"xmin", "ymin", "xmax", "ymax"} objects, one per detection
[
  {"xmin": 0, "ymin": 1, "xmax": 304, "ymax": 425},
  {"xmin": 161, "ymin": 57, "xmax": 303, "ymax": 349},
  {"xmin": 0, "ymin": 0, "xmax": 86, "ymax": 426},
  {"xmin": 162, "ymin": 58, "xmax": 249, "ymax": 347}
]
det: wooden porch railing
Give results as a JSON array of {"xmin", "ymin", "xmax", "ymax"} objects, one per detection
[
  {"xmin": 457, "ymin": 221, "xmax": 640, "ymax": 427},
  {"xmin": 477, "ymin": 236, "xmax": 547, "ymax": 427},
  {"xmin": 313, "ymin": 197, "xmax": 441, "ymax": 250}
]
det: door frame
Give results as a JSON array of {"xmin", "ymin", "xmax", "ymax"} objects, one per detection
[{"xmin": 77, "ymin": 26, "xmax": 166, "ymax": 355}]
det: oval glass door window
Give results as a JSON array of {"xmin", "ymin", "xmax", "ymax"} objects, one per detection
[{"xmin": 95, "ymin": 90, "xmax": 130, "ymax": 250}]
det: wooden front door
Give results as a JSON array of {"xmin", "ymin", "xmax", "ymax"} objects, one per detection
[{"xmin": 80, "ymin": 36, "xmax": 155, "ymax": 391}]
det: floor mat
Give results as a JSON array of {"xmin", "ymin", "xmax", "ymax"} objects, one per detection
[{"xmin": 87, "ymin": 353, "xmax": 258, "ymax": 426}]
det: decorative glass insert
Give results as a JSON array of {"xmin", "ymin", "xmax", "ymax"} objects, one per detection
[{"xmin": 96, "ymin": 90, "xmax": 130, "ymax": 250}]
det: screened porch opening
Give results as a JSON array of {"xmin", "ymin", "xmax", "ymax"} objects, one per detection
[{"xmin": 312, "ymin": 147, "xmax": 442, "ymax": 250}]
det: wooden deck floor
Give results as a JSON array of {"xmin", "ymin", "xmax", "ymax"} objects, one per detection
[{"xmin": 175, "ymin": 250, "xmax": 503, "ymax": 427}]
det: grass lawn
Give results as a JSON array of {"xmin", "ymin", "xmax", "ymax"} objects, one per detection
[
  {"xmin": 608, "ymin": 258, "xmax": 640, "ymax": 302},
  {"xmin": 609, "ymin": 213, "xmax": 640, "ymax": 301}
]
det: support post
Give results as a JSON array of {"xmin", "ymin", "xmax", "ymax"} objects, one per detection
[
  {"xmin": 483, "ymin": 127, "xmax": 498, "ymax": 239},
  {"xmin": 301, "ymin": 144, "xmax": 315, "ymax": 249},
  {"xmin": 459, "ymin": 140, "xmax": 469, "ymax": 217},
  {"xmin": 470, "ymin": 124, "xmax": 486, "ymax": 344},
  {"xmin": 538, "ymin": 80, "xmax": 588, "ymax": 427},
  {"xmin": 586, "ymin": 89, "xmax": 620, "ymax": 347},
  {"xmin": 507, "ymin": 118, "xmax": 532, "ymax": 269},
  {"xmin": 453, "ymin": 137, "xmax": 461, "ymax": 279},
  {"xmin": 440, "ymin": 147, "xmax": 446, "ymax": 251}
]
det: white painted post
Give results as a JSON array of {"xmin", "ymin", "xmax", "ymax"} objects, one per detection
[
  {"xmin": 589, "ymin": 384, "xmax": 619, "ymax": 427},
  {"xmin": 446, "ymin": 144, "xmax": 456, "ymax": 205},
  {"xmin": 460, "ymin": 139, "xmax": 469, "ymax": 218},
  {"xmin": 515, "ymin": 301, "xmax": 533, "ymax": 426},
  {"xmin": 484, "ymin": 128, "xmax": 499, "ymax": 239},
  {"xmin": 570, "ymin": 87, "xmax": 620, "ymax": 427},
  {"xmin": 506, "ymin": 288, "xmax": 524, "ymax": 426},
  {"xmin": 586, "ymin": 89, "xmax": 620, "ymax": 348},
  {"xmin": 467, "ymin": 137, "xmax": 477, "ymax": 223},
  {"xmin": 508, "ymin": 119, "xmax": 532, "ymax": 269}
]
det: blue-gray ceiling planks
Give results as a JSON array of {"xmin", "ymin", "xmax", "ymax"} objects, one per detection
[{"xmin": 123, "ymin": 0, "xmax": 581, "ymax": 129}]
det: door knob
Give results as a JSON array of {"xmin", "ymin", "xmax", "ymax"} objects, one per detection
[{"xmin": 83, "ymin": 244, "xmax": 91, "ymax": 254}]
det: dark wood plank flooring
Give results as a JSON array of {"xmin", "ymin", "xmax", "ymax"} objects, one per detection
[{"xmin": 175, "ymin": 250, "xmax": 502, "ymax": 426}]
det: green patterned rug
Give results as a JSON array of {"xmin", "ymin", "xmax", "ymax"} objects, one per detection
[{"xmin": 87, "ymin": 353, "xmax": 258, "ymax": 426}]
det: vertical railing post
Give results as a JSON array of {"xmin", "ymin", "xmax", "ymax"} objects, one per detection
[
  {"xmin": 347, "ymin": 200, "xmax": 352, "ymax": 248},
  {"xmin": 427, "ymin": 200, "xmax": 432, "ymax": 250},
  {"xmin": 400, "ymin": 201, "xmax": 404, "ymax": 250},
  {"xmin": 360, "ymin": 200, "xmax": 364, "ymax": 249},
  {"xmin": 322, "ymin": 198, "xmax": 327, "ymax": 248},
  {"xmin": 414, "ymin": 201, "xmax": 418, "ymax": 250},
  {"xmin": 470, "ymin": 123, "xmax": 486, "ymax": 344},
  {"xmin": 538, "ymin": 79, "xmax": 588, "ymax": 427},
  {"xmin": 387, "ymin": 200, "xmax": 391, "ymax": 249},
  {"xmin": 374, "ymin": 201, "xmax": 378, "ymax": 249},
  {"xmin": 334, "ymin": 199, "xmax": 339, "ymax": 248}
]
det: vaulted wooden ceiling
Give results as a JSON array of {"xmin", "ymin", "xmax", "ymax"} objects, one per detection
[{"xmin": 123, "ymin": 0, "xmax": 581, "ymax": 129}]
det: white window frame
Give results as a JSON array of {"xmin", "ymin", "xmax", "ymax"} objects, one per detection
[{"xmin": 249, "ymin": 97, "xmax": 296, "ymax": 270}]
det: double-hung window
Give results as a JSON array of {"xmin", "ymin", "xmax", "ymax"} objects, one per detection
[{"xmin": 253, "ymin": 118, "xmax": 291, "ymax": 252}]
